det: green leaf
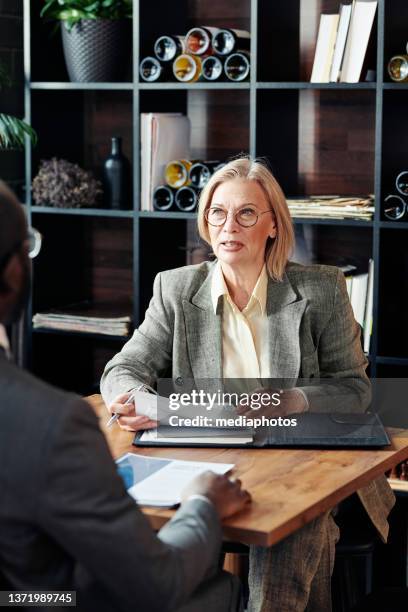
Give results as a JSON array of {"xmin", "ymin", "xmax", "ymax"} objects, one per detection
[
  {"xmin": 41, "ymin": 0, "xmax": 132, "ymax": 21},
  {"xmin": 0, "ymin": 114, "xmax": 37, "ymax": 150},
  {"xmin": 85, "ymin": 2, "xmax": 101, "ymax": 12}
]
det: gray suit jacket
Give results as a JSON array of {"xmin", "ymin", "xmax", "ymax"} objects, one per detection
[
  {"xmin": 0, "ymin": 349, "xmax": 223, "ymax": 611},
  {"xmin": 101, "ymin": 260, "xmax": 395, "ymax": 543}
]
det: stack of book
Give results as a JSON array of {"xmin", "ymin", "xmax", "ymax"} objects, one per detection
[
  {"xmin": 311, "ymin": 1, "xmax": 378, "ymax": 83},
  {"xmin": 287, "ymin": 196, "xmax": 374, "ymax": 220},
  {"xmin": 33, "ymin": 302, "xmax": 132, "ymax": 337}
]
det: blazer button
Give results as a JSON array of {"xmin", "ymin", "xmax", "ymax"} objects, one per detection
[{"xmin": 175, "ymin": 377, "xmax": 184, "ymax": 386}]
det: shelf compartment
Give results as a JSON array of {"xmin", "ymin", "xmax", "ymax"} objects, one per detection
[
  {"xmin": 139, "ymin": 88, "xmax": 250, "ymax": 185},
  {"xmin": 384, "ymin": 0, "xmax": 408, "ymax": 83},
  {"xmin": 31, "ymin": 216, "xmax": 133, "ymax": 315},
  {"xmin": 257, "ymin": 0, "xmax": 377, "ymax": 83},
  {"xmin": 292, "ymin": 224, "xmax": 373, "ymax": 272},
  {"xmin": 381, "ymin": 90, "xmax": 408, "ymax": 221},
  {"xmin": 31, "ymin": 89, "xmax": 133, "ymax": 210},
  {"xmin": 256, "ymin": 89, "xmax": 376, "ymax": 197},
  {"xmin": 30, "ymin": 0, "xmax": 132, "ymax": 83}
]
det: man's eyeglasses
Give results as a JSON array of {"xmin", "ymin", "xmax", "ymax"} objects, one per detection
[
  {"xmin": 28, "ymin": 227, "xmax": 42, "ymax": 259},
  {"xmin": 0, "ymin": 227, "xmax": 42, "ymax": 273},
  {"xmin": 205, "ymin": 206, "xmax": 274, "ymax": 228}
]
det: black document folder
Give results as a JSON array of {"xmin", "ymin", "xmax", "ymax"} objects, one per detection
[{"xmin": 133, "ymin": 412, "xmax": 390, "ymax": 449}]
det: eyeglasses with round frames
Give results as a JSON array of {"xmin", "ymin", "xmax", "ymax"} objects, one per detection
[
  {"xmin": 28, "ymin": 227, "xmax": 42, "ymax": 259},
  {"xmin": 205, "ymin": 206, "xmax": 274, "ymax": 228}
]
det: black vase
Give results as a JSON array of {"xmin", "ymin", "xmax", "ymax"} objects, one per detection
[{"xmin": 103, "ymin": 137, "xmax": 130, "ymax": 210}]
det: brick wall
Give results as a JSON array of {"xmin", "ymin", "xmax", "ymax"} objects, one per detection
[{"xmin": 0, "ymin": 0, "xmax": 24, "ymax": 196}]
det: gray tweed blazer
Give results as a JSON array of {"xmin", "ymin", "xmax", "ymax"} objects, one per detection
[{"xmin": 101, "ymin": 260, "xmax": 395, "ymax": 542}]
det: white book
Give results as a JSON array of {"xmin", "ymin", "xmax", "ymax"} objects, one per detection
[
  {"xmin": 140, "ymin": 113, "xmax": 152, "ymax": 211},
  {"xmin": 116, "ymin": 453, "xmax": 234, "ymax": 507},
  {"xmin": 363, "ymin": 258, "xmax": 374, "ymax": 353},
  {"xmin": 340, "ymin": 1, "xmax": 377, "ymax": 83},
  {"xmin": 140, "ymin": 113, "xmax": 191, "ymax": 211},
  {"xmin": 350, "ymin": 273, "xmax": 368, "ymax": 327},
  {"xmin": 310, "ymin": 14, "xmax": 340, "ymax": 83},
  {"xmin": 329, "ymin": 2, "xmax": 353, "ymax": 82}
]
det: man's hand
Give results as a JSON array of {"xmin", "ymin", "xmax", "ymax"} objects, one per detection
[
  {"xmin": 181, "ymin": 471, "xmax": 251, "ymax": 519},
  {"xmin": 107, "ymin": 391, "xmax": 158, "ymax": 432},
  {"xmin": 236, "ymin": 388, "xmax": 308, "ymax": 418}
]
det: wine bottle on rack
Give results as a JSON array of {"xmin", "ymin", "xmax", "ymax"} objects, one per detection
[
  {"xmin": 212, "ymin": 29, "xmax": 250, "ymax": 56},
  {"xmin": 387, "ymin": 55, "xmax": 408, "ymax": 82},
  {"xmin": 103, "ymin": 137, "xmax": 130, "ymax": 210},
  {"xmin": 396, "ymin": 171, "xmax": 408, "ymax": 196},
  {"xmin": 153, "ymin": 185, "xmax": 176, "ymax": 211},
  {"xmin": 383, "ymin": 194, "xmax": 407, "ymax": 220},
  {"xmin": 175, "ymin": 186, "xmax": 198, "ymax": 212},
  {"xmin": 165, "ymin": 160, "xmax": 193, "ymax": 188},
  {"xmin": 173, "ymin": 54, "xmax": 202, "ymax": 82},
  {"xmin": 185, "ymin": 26, "xmax": 219, "ymax": 55},
  {"xmin": 139, "ymin": 57, "xmax": 168, "ymax": 82},
  {"xmin": 189, "ymin": 161, "xmax": 221, "ymax": 188},
  {"xmin": 201, "ymin": 56, "xmax": 223, "ymax": 81},
  {"xmin": 224, "ymin": 52, "xmax": 250, "ymax": 81},
  {"xmin": 154, "ymin": 35, "xmax": 184, "ymax": 62}
]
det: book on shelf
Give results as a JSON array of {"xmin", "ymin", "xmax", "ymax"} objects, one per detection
[
  {"xmin": 340, "ymin": 0, "xmax": 377, "ymax": 83},
  {"xmin": 140, "ymin": 113, "xmax": 191, "ymax": 212},
  {"xmin": 350, "ymin": 272, "xmax": 369, "ymax": 328},
  {"xmin": 310, "ymin": 13, "xmax": 340, "ymax": 83},
  {"xmin": 342, "ymin": 259, "xmax": 374, "ymax": 353},
  {"xmin": 363, "ymin": 258, "xmax": 374, "ymax": 354},
  {"xmin": 32, "ymin": 301, "xmax": 132, "ymax": 337},
  {"xmin": 329, "ymin": 1, "xmax": 353, "ymax": 82}
]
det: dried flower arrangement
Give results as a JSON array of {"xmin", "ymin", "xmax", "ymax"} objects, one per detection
[{"xmin": 32, "ymin": 158, "xmax": 102, "ymax": 208}]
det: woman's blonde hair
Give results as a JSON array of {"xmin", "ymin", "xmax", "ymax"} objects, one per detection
[{"xmin": 197, "ymin": 156, "xmax": 295, "ymax": 281}]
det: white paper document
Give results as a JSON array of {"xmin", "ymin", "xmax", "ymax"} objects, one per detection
[
  {"xmin": 139, "ymin": 429, "xmax": 253, "ymax": 446},
  {"xmin": 116, "ymin": 452, "xmax": 234, "ymax": 507}
]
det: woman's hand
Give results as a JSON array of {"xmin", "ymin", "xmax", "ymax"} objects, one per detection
[{"xmin": 107, "ymin": 391, "xmax": 158, "ymax": 432}]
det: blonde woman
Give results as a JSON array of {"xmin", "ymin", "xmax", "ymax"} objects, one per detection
[{"xmin": 101, "ymin": 157, "xmax": 394, "ymax": 612}]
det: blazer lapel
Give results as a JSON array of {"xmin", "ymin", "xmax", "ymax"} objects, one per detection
[
  {"xmin": 182, "ymin": 270, "xmax": 223, "ymax": 382},
  {"xmin": 266, "ymin": 273, "xmax": 308, "ymax": 379}
]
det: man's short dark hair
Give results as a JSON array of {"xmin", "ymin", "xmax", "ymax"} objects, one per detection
[{"xmin": 0, "ymin": 181, "xmax": 27, "ymax": 292}]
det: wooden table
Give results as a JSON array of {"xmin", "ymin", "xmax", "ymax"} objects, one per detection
[{"xmin": 88, "ymin": 394, "xmax": 408, "ymax": 547}]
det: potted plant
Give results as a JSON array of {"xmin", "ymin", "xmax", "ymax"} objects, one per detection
[
  {"xmin": 41, "ymin": 1, "xmax": 133, "ymax": 82},
  {"xmin": 0, "ymin": 61, "xmax": 37, "ymax": 149}
]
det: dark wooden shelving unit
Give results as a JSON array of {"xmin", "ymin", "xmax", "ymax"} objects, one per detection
[{"xmin": 23, "ymin": 0, "xmax": 408, "ymax": 393}]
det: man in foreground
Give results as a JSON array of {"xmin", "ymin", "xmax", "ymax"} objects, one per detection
[{"xmin": 0, "ymin": 181, "xmax": 250, "ymax": 611}]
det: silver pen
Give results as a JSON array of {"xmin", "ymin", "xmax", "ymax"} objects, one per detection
[{"xmin": 106, "ymin": 383, "xmax": 158, "ymax": 428}]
